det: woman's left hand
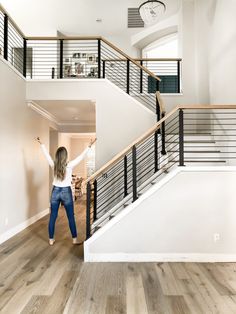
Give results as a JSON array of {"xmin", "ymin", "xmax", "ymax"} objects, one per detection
[{"xmin": 89, "ymin": 138, "xmax": 97, "ymax": 147}]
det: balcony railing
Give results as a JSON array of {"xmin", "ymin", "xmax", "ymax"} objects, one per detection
[{"xmin": 0, "ymin": 4, "xmax": 182, "ymax": 116}]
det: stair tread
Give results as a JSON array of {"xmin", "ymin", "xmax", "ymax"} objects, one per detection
[
  {"xmin": 185, "ymin": 160, "xmax": 226, "ymax": 163},
  {"xmin": 166, "ymin": 141, "xmax": 216, "ymax": 144},
  {"xmin": 168, "ymin": 150, "xmax": 221, "ymax": 153}
]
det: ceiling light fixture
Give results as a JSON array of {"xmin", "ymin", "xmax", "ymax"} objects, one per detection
[{"xmin": 139, "ymin": 0, "xmax": 166, "ymax": 26}]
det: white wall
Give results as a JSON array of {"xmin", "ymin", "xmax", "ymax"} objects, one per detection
[
  {"xmin": 26, "ymin": 79, "xmax": 156, "ymax": 169},
  {"xmin": 208, "ymin": 0, "xmax": 236, "ymax": 103},
  {"xmin": 85, "ymin": 167, "xmax": 236, "ymax": 262},
  {"xmin": 49, "ymin": 128, "xmax": 58, "ymax": 190},
  {"xmin": 182, "ymin": 0, "xmax": 236, "ymax": 105},
  {"xmin": 0, "ymin": 58, "xmax": 56, "ymax": 243}
]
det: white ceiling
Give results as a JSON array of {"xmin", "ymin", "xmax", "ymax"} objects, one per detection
[
  {"xmin": 1, "ymin": 0, "xmax": 181, "ymax": 37},
  {"xmin": 34, "ymin": 100, "xmax": 95, "ymax": 125}
]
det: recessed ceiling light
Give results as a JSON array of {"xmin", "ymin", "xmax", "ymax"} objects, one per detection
[
  {"xmin": 73, "ymin": 116, "xmax": 79, "ymax": 120},
  {"xmin": 96, "ymin": 18, "xmax": 102, "ymax": 22}
]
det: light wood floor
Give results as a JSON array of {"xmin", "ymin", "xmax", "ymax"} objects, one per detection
[{"xmin": 1, "ymin": 199, "xmax": 236, "ymax": 313}]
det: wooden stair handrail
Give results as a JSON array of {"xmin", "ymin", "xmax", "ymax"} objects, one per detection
[
  {"xmin": 99, "ymin": 58, "xmax": 182, "ymax": 62},
  {"xmin": 156, "ymin": 91, "xmax": 165, "ymax": 114},
  {"xmin": 86, "ymin": 104, "xmax": 236, "ymax": 183},
  {"xmin": 85, "ymin": 106, "xmax": 178, "ymax": 184},
  {"xmin": 26, "ymin": 36, "xmax": 101, "ymax": 40}
]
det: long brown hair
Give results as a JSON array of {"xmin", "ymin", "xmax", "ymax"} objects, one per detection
[{"xmin": 54, "ymin": 147, "xmax": 68, "ymax": 181}]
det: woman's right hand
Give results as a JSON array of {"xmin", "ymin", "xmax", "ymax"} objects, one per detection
[{"xmin": 35, "ymin": 137, "xmax": 42, "ymax": 144}]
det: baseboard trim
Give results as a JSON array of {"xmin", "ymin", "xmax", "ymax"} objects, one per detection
[
  {"xmin": 0, "ymin": 208, "xmax": 49, "ymax": 245},
  {"xmin": 85, "ymin": 253, "xmax": 236, "ymax": 263}
]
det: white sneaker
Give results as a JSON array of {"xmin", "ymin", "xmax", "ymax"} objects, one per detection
[
  {"xmin": 72, "ymin": 238, "xmax": 83, "ymax": 245},
  {"xmin": 49, "ymin": 239, "xmax": 55, "ymax": 246}
]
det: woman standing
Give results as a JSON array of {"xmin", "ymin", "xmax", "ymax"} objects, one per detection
[{"xmin": 36, "ymin": 137, "xmax": 96, "ymax": 245}]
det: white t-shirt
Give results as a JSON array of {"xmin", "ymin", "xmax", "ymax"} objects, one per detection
[{"xmin": 41, "ymin": 144, "xmax": 90, "ymax": 187}]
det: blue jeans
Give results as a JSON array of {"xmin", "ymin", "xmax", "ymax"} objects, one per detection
[{"xmin": 49, "ymin": 186, "xmax": 77, "ymax": 239}]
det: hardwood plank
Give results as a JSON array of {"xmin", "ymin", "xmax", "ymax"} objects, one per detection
[
  {"xmin": 184, "ymin": 263, "xmax": 234, "ymax": 314},
  {"xmin": 126, "ymin": 272, "xmax": 148, "ymax": 314},
  {"xmin": 0, "ymin": 246, "xmax": 62, "ymax": 313},
  {"xmin": 104, "ymin": 263, "xmax": 126, "ymax": 314},
  {"xmin": 140, "ymin": 263, "xmax": 170, "ymax": 314},
  {"xmin": 222, "ymin": 296, "xmax": 236, "ymax": 313},
  {"xmin": 166, "ymin": 295, "xmax": 191, "ymax": 314},
  {"xmin": 155, "ymin": 263, "xmax": 182, "ymax": 296},
  {"xmin": 33, "ymin": 271, "xmax": 79, "ymax": 313},
  {"xmin": 170, "ymin": 263, "xmax": 191, "ymax": 280},
  {"xmin": 105, "ymin": 296, "xmax": 126, "ymax": 314},
  {"xmin": 63, "ymin": 263, "xmax": 97, "ymax": 314},
  {"xmin": 20, "ymin": 296, "xmax": 49, "ymax": 314},
  {"xmin": 177, "ymin": 279, "xmax": 211, "ymax": 314},
  {"xmin": 198, "ymin": 263, "xmax": 236, "ymax": 295}
]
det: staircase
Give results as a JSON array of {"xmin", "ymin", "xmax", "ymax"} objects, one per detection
[
  {"xmin": 89, "ymin": 132, "xmax": 228, "ymax": 234},
  {"xmin": 86, "ymin": 105, "xmax": 236, "ymax": 238}
]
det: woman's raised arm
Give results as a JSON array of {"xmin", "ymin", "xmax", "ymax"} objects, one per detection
[
  {"xmin": 68, "ymin": 138, "xmax": 96, "ymax": 168},
  {"xmin": 36, "ymin": 137, "xmax": 54, "ymax": 168}
]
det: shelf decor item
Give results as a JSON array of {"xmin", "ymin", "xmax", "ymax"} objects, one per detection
[
  {"xmin": 75, "ymin": 62, "xmax": 84, "ymax": 75},
  {"xmin": 72, "ymin": 53, "xmax": 80, "ymax": 58},
  {"xmin": 64, "ymin": 64, "xmax": 72, "ymax": 77},
  {"xmin": 87, "ymin": 54, "xmax": 96, "ymax": 64},
  {"xmin": 139, "ymin": 0, "xmax": 166, "ymax": 25},
  {"xmin": 64, "ymin": 57, "xmax": 71, "ymax": 63}
]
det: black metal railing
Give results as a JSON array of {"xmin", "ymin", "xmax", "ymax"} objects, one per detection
[
  {"xmin": 86, "ymin": 107, "xmax": 180, "ymax": 238},
  {"xmin": 0, "ymin": 5, "xmax": 183, "ymax": 116},
  {"xmin": 86, "ymin": 106, "xmax": 236, "ymax": 238},
  {"xmin": 101, "ymin": 58, "xmax": 182, "ymax": 112},
  {"xmin": 102, "ymin": 58, "xmax": 182, "ymax": 95},
  {"xmin": 0, "ymin": 8, "xmax": 25, "ymax": 74},
  {"xmin": 0, "ymin": 10, "xmax": 4, "ymax": 57},
  {"xmin": 0, "ymin": 6, "xmax": 161, "ymax": 115},
  {"xmin": 140, "ymin": 58, "xmax": 182, "ymax": 94}
]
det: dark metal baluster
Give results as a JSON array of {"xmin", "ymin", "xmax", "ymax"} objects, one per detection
[
  {"xmin": 132, "ymin": 145, "xmax": 138, "ymax": 202},
  {"xmin": 59, "ymin": 39, "xmax": 63, "ymax": 79},
  {"xmin": 98, "ymin": 39, "xmax": 101, "ymax": 78},
  {"xmin": 154, "ymin": 130, "xmax": 159, "ymax": 172},
  {"xmin": 86, "ymin": 182, "xmax": 91, "ymax": 239},
  {"xmin": 177, "ymin": 60, "xmax": 181, "ymax": 93},
  {"xmin": 140, "ymin": 60, "xmax": 143, "ymax": 94},
  {"xmin": 23, "ymin": 38, "xmax": 27, "ymax": 77},
  {"xmin": 124, "ymin": 155, "xmax": 128, "ymax": 197},
  {"xmin": 161, "ymin": 112, "xmax": 166, "ymax": 155},
  {"xmin": 156, "ymin": 93, "xmax": 161, "ymax": 123},
  {"xmin": 179, "ymin": 109, "xmax": 184, "ymax": 166},
  {"xmin": 127, "ymin": 60, "xmax": 130, "ymax": 94},
  {"xmin": 52, "ymin": 67, "xmax": 55, "ymax": 79},
  {"xmin": 93, "ymin": 179, "xmax": 97, "ymax": 221},
  {"xmin": 156, "ymin": 78, "xmax": 160, "ymax": 92},
  {"xmin": 102, "ymin": 60, "xmax": 105, "ymax": 78},
  {"xmin": 4, "ymin": 14, "xmax": 8, "ymax": 61}
]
